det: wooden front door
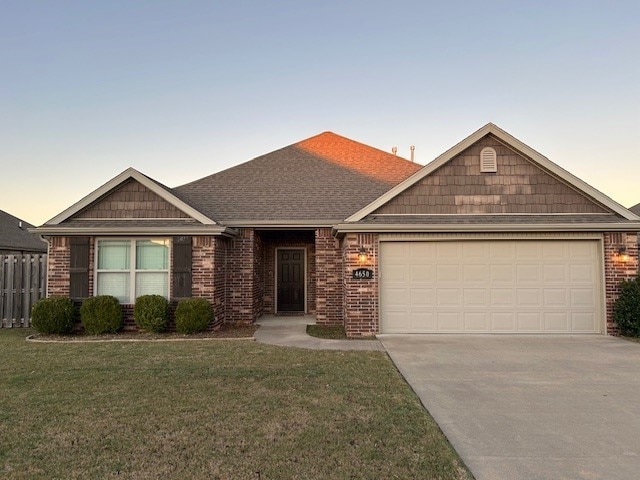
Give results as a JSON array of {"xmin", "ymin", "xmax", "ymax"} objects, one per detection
[{"xmin": 277, "ymin": 249, "xmax": 305, "ymax": 312}]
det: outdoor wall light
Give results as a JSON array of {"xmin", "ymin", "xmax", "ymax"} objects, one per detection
[
  {"xmin": 617, "ymin": 246, "xmax": 630, "ymax": 263},
  {"xmin": 358, "ymin": 247, "xmax": 369, "ymax": 265}
]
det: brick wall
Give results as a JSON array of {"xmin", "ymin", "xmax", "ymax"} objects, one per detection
[
  {"xmin": 47, "ymin": 236, "xmax": 70, "ymax": 296},
  {"xmin": 191, "ymin": 236, "xmax": 224, "ymax": 329},
  {"xmin": 261, "ymin": 231, "xmax": 316, "ymax": 314},
  {"xmin": 225, "ymin": 228, "xmax": 259, "ymax": 323},
  {"xmin": 315, "ymin": 228, "xmax": 343, "ymax": 325},
  {"xmin": 603, "ymin": 232, "xmax": 639, "ymax": 335},
  {"xmin": 342, "ymin": 233, "xmax": 378, "ymax": 337}
]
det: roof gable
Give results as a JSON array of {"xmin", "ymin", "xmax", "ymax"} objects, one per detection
[
  {"xmin": 347, "ymin": 123, "xmax": 640, "ymax": 222},
  {"xmin": 174, "ymin": 132, "xmax": 422, "ymax": 223},
  {"xmin": 45, "ymin": 168, "xmax": 216, "ymax": 225},
  {"xmin": 372, "ymin": 134, "xmax": 609, "ymax": 215}
]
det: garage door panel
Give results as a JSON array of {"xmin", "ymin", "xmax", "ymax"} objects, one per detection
[
  {"xmin": 517, "ymin": 312, "xmax": 543, "ymax": 331},
  {"xmin": 464, "ymin": 312, "xmax": 489, "ymax": 331},
  {"xmin": 490, "ymin": 288, "xmax": 515, "ymax": 306},
  {"xmin": 570, "ymin": 289, "xmax": 596, "ymax": 307},
  {"xmin": 410, "ymin": 264, "xmax": 435, "ymax": 281},
  {"xmin": 516, "ymin": 264, "xmax": 540, "ymax": 282},
  {"xmin": 490, "ymin": 312, "xmax": 516, "ymax": 331},
  {"xmin": 437, "ymin": 312, "xmax": 463, "ymax": 331},
  {"xmin": 570, "ymin": 264, "xmax": 595, "ymax": 282},
  {"xmin": 437, "ymin": 288, "xmax": 461, "ymax": 305},
  {"xmin": 543, "ymin": 264, "xmax": 567, "ymax": 282},
  {"xmin": 380, "ymin": 240, "xmax": 602, "ymax": 334},
  {"xmin": 490, "ymin": 264, "xmax": 514, "ymax": 282},
  {"xmin": 410, "ymin": 311, "xmax": 437, "ymax": 331},
  {"xmin": 516, "ymin": 288, "xmax": 541, "ymax": 306},
  {"xmin": 383, "ymin": 287, "xmax": 409, "ymax": 306},
  {"xmin": 572, "ymin": 312, "xmax": 596, "ymax": 332},
  {"xmin": 544, "ymin": 312, "xmax": 570, "ymax": 331},
  {"xmin": 543, "ymin": 288, "xmax": 568, "ymax": 307},
  {"xmin": 463, "ymin": 288, "xmax": 487, "ymax": 306},
  {"xmin": 410, "ymin": 288, "xmax": 435, "ymax": 306},
  {"xmin": 436, "ymin": 264, "xmax": 459, "ymax": 282}
]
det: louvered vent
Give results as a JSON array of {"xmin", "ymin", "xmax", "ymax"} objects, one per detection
[{"xmin": 480, "ymin": 147, "xmax": 497, "ymax": 173}]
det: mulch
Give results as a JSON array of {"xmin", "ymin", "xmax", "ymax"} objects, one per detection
[{"xmin": 27, "ymin": 324, "xmax": 259, "ymax": 342}]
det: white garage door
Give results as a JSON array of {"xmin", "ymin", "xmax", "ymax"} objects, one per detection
[{"xmin": 379, "ymin": 240, "xmax": 602, "ymax": 334}]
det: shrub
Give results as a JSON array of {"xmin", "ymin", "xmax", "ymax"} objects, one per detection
[
  {"xmin": 613, "ymin": 276, "xmax": 640, "ymax": 337},
  {"xmin": 80, "ymin": 296, "xmax": 123, "ymax": 334},
  {"xmin": 31, "ymin": 296, "xmax": 75, "ymax": 334},
  {"xmin": 134, "ymin": 295, "xmax": 169, "ymax": 333},
  {"xmin": 175, "ymin": 298, "xmax": 212, "ymax": 334}
]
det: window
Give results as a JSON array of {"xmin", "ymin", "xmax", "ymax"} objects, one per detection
[{"xmin": 96, "ymin": 239, "xmax": 169, "ymax": 303}]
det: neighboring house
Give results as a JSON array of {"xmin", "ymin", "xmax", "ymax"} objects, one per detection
[
  {"xmin": 34, "ymin": 124, "xmax": 640, "ymax": 335},
  {"xmin": 0, "ymin": 210, "xmax": 47, "ymax": 255},
  {"xmin": 631, "ymin": 203, "xmax": 640, "ymax": 217}
]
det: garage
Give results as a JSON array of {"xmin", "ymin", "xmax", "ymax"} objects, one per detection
[{"xmin": 379, "ymin": 239, "xmax": 603, "ymax": 334}]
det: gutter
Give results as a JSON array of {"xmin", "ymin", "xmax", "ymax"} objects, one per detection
[
  {"xmin": 332, "ymin": 222, "xmax": 640, "ymax": 238},
  {"xmin": 30, "ymin": 226, "xmax": 238, "ymax": 237}
]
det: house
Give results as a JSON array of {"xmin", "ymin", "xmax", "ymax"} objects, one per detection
[
  {"xmin": 631, "ymin": 203, "xmax": 640, "ymax": 217},
  {"xmin": 33, "ymin": 124, "xmax": 640, "ymax": 335},
  {"xmin": 0, "ymin": 209, "xmax": 47, "ymax": 255}
]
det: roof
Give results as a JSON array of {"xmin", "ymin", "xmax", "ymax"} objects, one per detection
[
  {"xmin": 345, "ymin": 123, "xmax": 640, "ymax": 223},
  {"xmin": 0, "ymin": 210, "xmax": 47, "ymax": 252},
  {"xmin": 631, "ymin": 203, "xmax": 640, "ymax": 216},
  {"xmin": 173, "ymin": 132, "xmax": 423, "ymax": 224}
]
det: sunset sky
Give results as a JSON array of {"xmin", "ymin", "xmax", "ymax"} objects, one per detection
[{"xmin": 2, "ymin": 1, "xmax": 638, "ymax": 225}]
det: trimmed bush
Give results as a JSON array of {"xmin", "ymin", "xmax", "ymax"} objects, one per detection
[
  {"xmin": 31, "ymin": 296, "xmax": 75, "ymax": 334},
  {"xmin": 134, "ymin": 295, "xmax": 169, "ymax": 333},
  {"xmin": 80, "ymin": 296, "xmax": 123, "ymax": 334},
  {"xmin": 613, "ymin": 276, "xmax": 640, "ymax": 337},
  {"xmin": 175, "ymin": 298, "xmax": 212, "ymax": 334}
]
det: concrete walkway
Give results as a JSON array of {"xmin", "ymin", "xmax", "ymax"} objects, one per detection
[
  {"xmin": 255, "ymin": 315, "xmax": 384, "ymax": 351},
  {"xmin": 379, "ymin": 334, "xmax": 640, "ymax": 480}
]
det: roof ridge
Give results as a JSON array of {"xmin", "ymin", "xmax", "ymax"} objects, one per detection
[{"xmin": 295, "ymin": 131, "xmax": 419, "ymax": 166}]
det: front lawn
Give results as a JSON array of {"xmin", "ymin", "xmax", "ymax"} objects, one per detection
[{"xmin": 0, "ymin": 329, "xmax": 470, "ymax": 479}]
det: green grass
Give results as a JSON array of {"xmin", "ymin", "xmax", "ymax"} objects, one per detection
[
  {"xmin": 0, "ymin": 329, "xmax": 471, "ymax": 480},
  {"xmin": 306, "ymin": 325, "xmax": 376, "ymax": 340}
]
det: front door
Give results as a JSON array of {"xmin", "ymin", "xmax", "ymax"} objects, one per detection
[{"xmin": 277, "ymin": 249, "xmax": 305, "ymax": 312}]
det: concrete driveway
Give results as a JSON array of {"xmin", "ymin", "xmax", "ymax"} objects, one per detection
[{"xmin": 379, "ymin": 335, "xmax": 640, "ymax": 480}]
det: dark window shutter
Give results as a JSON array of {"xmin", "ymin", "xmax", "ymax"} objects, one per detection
[
  {"xmin": 70, "ymin": 237, "xmax": 90, "ymax": 299},
  {"xmin": 172, "ymin": 236, "xmax": 192, "ymax": 298}
]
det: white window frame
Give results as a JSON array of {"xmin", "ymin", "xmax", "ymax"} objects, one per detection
[{"xmin": 95, "ymin": 237, "xmax": 171, "ymax": 304}]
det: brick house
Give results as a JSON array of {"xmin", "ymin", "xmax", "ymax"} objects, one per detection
[{"xmin": 34, "ymin": 124, "xmax": 640, "ymax": 336}]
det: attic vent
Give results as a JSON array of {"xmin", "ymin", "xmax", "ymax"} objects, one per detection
[{"xmin": 480, "ymin": 147, "xmax": 497, "ymax": 173}]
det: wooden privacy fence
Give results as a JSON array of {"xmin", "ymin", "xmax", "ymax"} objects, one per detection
[{"xmin": 0, "ymin": 254, "xmax": 47, "ymax": 327}]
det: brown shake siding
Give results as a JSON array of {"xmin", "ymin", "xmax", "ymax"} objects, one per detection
[
  {"xmin": 76, "ymin": 179, "xmax": 190, "ymax": 219},
  {"xmin": 374, "ymin": 135, "xmax": 609, "ymax": 215}
]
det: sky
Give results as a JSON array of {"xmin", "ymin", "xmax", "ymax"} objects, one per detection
[{"xmin": 1, "ymin": 0, "xmax": 639, "ymax": 225}]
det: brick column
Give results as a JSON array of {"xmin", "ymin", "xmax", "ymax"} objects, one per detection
[
  {"xmin": 315, "ymin": 228, "xmax": 343, "ymax": 325},
  {"xmin": 47, "ymin": 236, "xmax": 70, "ymax": 297},
  {"xmin": 226, "ymin": 228, "xmax": 257, "ymax": 324},
  {"xmin": 603, "ymin": 232, "xmax": 639, "ymax": 335},
  {"xmin": 342, "ymin": 233, "xmax": 378, "ymax": 337},
  {"xmin": 192, "ymin": 236, "xmax": 224, "ymax": 328}
]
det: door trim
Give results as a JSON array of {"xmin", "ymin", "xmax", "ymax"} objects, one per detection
[{"xmin": 274, "ymin": 247, "xmax": 307, "ymax": 313}]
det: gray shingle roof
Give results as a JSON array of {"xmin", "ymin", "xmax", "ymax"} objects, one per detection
[
  {"xmin": 173, "ymin": 132, "xmax": 422, "ymax": 223},
  {"xmin": 0, "ymin": 210, "xmax": 47, "ymax": 252},
  {"xmin": 630, "ymin": 203, "xmax": 640, "ymax": 216}
]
